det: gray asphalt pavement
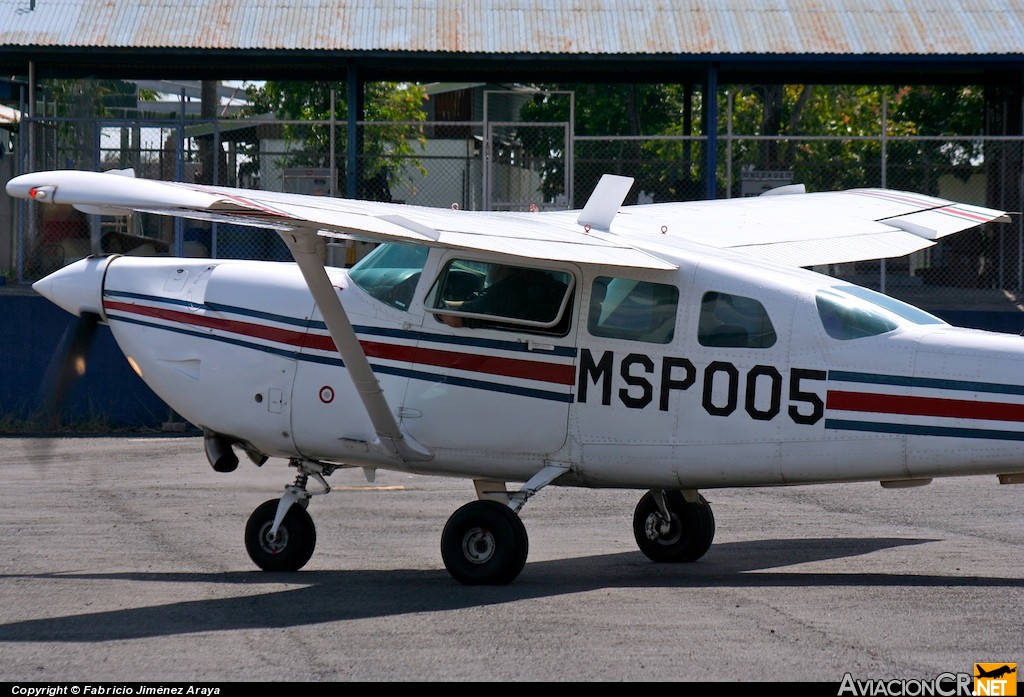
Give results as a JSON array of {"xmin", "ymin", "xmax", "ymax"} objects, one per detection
[{"xmin": 1, "ymin": 435, "xmax": 1021, "ymax": 682}]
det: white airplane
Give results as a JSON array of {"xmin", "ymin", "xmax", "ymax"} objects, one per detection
[{"xmin": 7, "ymin": 168, "xmax": 1019, "ymax": 585}]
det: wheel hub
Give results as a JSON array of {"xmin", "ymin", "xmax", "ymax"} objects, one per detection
[
  {"xmin": 258, "ymin": 522, "xmax": 289, "ymax": 555},
  {"xmin": 461, "ymin": 526, "xmax": 496, "ymax": 564},
  {"xmin": 645, "ymin": 513, "xmax": 681, "ymax": 545}
]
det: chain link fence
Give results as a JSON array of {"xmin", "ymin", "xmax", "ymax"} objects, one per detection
[{"xmin": 5, "ymin": 112, "xmax": 1023, "ymax": 314}]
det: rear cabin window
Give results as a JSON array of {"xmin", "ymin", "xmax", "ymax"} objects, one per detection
[
  {"xmin": 429, "ymin": 259, "xmax": 573, "ymax": 335},
  {"xmin": 587, "ymin": 277, "xmax": 678, "ymax": 344},
  {"xmin": 698, "ymin": 291, "xmax": 777, "ymax": 348},
  {"xmin": 833, "ymin": 285, "xmax": 945, "ymax": 326},
  {"xmin": 816, "ymin": 289, "xmax": 899, "ymax": 340}
]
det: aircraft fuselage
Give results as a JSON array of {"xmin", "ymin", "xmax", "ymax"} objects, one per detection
[{"xmin": 56, "ymin": 243, "xmax": 1024, "ymax": 491}]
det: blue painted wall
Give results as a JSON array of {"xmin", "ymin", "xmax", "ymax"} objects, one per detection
[{"xmin": 1, "ymin": 293, "xmax": 173, "ymax": 431}]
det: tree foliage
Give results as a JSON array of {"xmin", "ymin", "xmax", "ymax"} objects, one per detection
[
  {"xmin": 519, "ymin": 84, "xmax": 696, "ymax": 204},
  {"xmin": 725, "ymin": 84, "xmax": 984, "ymax": 193},
  {"xmin": 42, "ymin": 79, "xmax": 140, "ymax": 169},
  {"xmin": 518, "ymin": 82, "xmax": 986, "ymax": 200},
  {"xmin": 244, "ymin": 81, "xmax": 428, "ymax": 199}
]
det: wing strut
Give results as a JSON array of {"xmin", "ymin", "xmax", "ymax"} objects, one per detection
[{"xmin": 281, "ymin": 231, "xmax": 432, "ymax": 463}]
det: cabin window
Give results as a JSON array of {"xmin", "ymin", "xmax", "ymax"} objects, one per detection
[
  {"xmin": 698, "ymin": 291, "xmax": 777, "ymax": 348},
  {"xmin": 348, "ymin": 242, "xmax": 429, "ymax": 311},
  {"xmin": 429, "ymin": 259, "xmax": 573, "ymax": 334},
  {"xmin": 816, "ymin": 289, "xmax": 899, "ymax": 340},
  {"xmin": 587, "ymin": 277, "xmax": 678, "ymax": 344}
]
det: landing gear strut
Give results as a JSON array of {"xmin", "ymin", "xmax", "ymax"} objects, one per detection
[
  {"xmin": 245, "ymin": 498, "xmax": 316, "ymax": 571},
  {"xmin": 244, "ymin": 458, "xmax": 332, "ymax": 572}
]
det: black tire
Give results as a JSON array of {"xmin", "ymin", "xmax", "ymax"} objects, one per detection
[
  {"xmin": 441, "ymin": 500, "xmax": 529, "ymax": 585},
  {"xmin": 245, "ymin": 498, "xmax": 317, "ymax": 572},
  {"xmin": 632, "ymin": 491, "xmax": 715, "ymax": 563}
]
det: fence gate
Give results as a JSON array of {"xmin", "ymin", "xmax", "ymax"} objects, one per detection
[
  {"xmin": 483, "ymin": 121, "xmax": 572, "ymax": 212},
  {"xmin": 482, "ymin": 89, "xmax": 573, "ymax": 212}
]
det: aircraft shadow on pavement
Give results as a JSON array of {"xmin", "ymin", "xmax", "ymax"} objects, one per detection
[{"xmin": 2, "ymin": 536, "xmax": 1021, "ymax": 642}]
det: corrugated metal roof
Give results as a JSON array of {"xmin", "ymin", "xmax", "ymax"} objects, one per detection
[{"xmin": 1, "ymin": 0, "xmax": 1023, "ymax": 56}]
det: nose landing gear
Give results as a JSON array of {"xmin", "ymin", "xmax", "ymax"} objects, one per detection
[{"xmin": 244, "ymin": 458, "xmax": 332, "ymax": 572}]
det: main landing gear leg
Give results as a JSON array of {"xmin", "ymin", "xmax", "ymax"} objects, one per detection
[
  {"xmin": 244, "ymin": 459, "xmax": 333, "ymax": 572},
  {"xmin": 440, "ymin": 464, "xmax": 569, "ymax": 586},
  {"xmin": 632, "ymin": 489, "xmax": 716, "ymax": 563}
]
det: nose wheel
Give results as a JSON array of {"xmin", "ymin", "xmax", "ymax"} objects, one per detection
[
  {"xmin": 441, "ymin": 500, "xmax": 528, "ymax": 585},
  {"xmin": 245, "ymin": 498, "xmax": 317, "ymax": 572}
]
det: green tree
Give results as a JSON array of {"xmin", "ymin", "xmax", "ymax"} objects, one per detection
[
  {"xmin": 886, "ymin": 85, "xmax": 985, "ymax": 193},
  {"xmin": 519, "ymin": 83, "xmax": 697, "ymax": 205},
  {"xmin": 244, "ymin": 81, "xmax": 428, "ymax": 200},
  {"xmin": 724, "ymin": 84, "xmax": 985, "ymax": 194},
  {"xmin": 42, "ymin": 79, "xmax": 139, "ymax": 170},
  {"xmin": 520, "ymin": 82, "xmax": 987, "ymax": 200}
]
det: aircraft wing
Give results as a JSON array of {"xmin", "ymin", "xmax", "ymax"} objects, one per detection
[
  {"xmin": 543, "ymin": 186, "xmax": 1011, "ymax": 268},
  {"xmin": 5, "ymin": 170, "xmax": 676, "ymax": 270},
  {"xmin": 6, "ymin": 170, "xmax": 1009, "ymax": 271}
]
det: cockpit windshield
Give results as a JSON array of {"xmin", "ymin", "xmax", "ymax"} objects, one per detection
[
  {"xmin": 816, "ymin": 285, "xmax": 946, "ymax": 340},
  {"xmin": 348, "ymin": 242, "xmax": 429, "ymax": 311}
]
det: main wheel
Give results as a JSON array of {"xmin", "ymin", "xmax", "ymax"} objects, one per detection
[
  {"xmin": 441, "ymin": 500, "xmax": 528, "ymax": 585},
  {"xmin": 245, "ymin": 498, "xmax": 317, "ymax": 572},
  {"xmin": 632, "ymin": 491, "xmax": 715, "ymax": 563}
]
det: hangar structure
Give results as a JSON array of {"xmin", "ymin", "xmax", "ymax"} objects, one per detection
[
  {"xmin": 1, "ymin": 0, "xmax": 1024, "ymax": 198},
  {"xmin": 2, "ymin": 0, "xmax": 1023, "ymax": 84}
]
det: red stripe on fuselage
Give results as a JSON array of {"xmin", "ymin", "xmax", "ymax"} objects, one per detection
[
  {"xmin": 360, "ymin": 342, "xmax": 574, "ymax": 384},
  {"xmin": 828, "ymin": 389, "xmax": 1024, "ymax": 422},
  {"xmin": 104, "ymin": 299, "xmax": 574, "ymax": 385}
]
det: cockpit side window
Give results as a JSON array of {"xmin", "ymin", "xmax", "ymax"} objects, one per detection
[
  {"xmin": 698, "ymin": 291, "xmax": 777, "ymax": 348},
  {"xmin": 429, "ymin": 259, "xmax": 574, "ymax": 335},
  {"xmin": 348, "ymin": 242, "xmax": 429, "ymax": 311},
  {"xmin": 816, "ymin": 289, "xmax": 899, "ymax": 340},
  {"xmin": 587, "ymin": 277, "xmax": 678, "ymax": 344}
]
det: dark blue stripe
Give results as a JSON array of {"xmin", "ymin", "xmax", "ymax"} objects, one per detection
[
  {"xmin": 828, "ymin": 370, "xmax": 1024, "ymax": 397},
  {"xmin": 374, "ymin": 364, "xmax": 574, "ymax": 403},
  {"xmin": 826, "ymin": 418, "xmax": 1024, "ymax": 442},
  {"xmin": 111, "ymin": 313, "xmax": 304, "ymax": 361},
  {"xmin": 360, "ymin": 324, "xmax": 577, "ymax": 357},
  {"xmin": 107, "ymin": 313, "xmax": 574, "ymax": 403},
  {"xmin": 106, "ymin": 291, "xmax": 317, "ymax": 329},
  {"xmin": 205, "ymin": 300, "xmax": 318, "ymax": 328},
  {"xmin": 105, "ymin": 290, "xmax": 577, "ymax": 357}
]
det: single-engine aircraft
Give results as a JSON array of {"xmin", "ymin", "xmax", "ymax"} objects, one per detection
[{"xmin": 7, "ymin": 169, "xmax": 1019, "ymax": 585}]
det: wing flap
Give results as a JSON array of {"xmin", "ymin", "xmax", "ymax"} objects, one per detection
[
  {"xmin": 732, "ymin": 229, "xmax": 935, "ymax": 268},
  {"xmin": 429, "ymin": 229, "xmax": 676, "ymax": 269}
]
